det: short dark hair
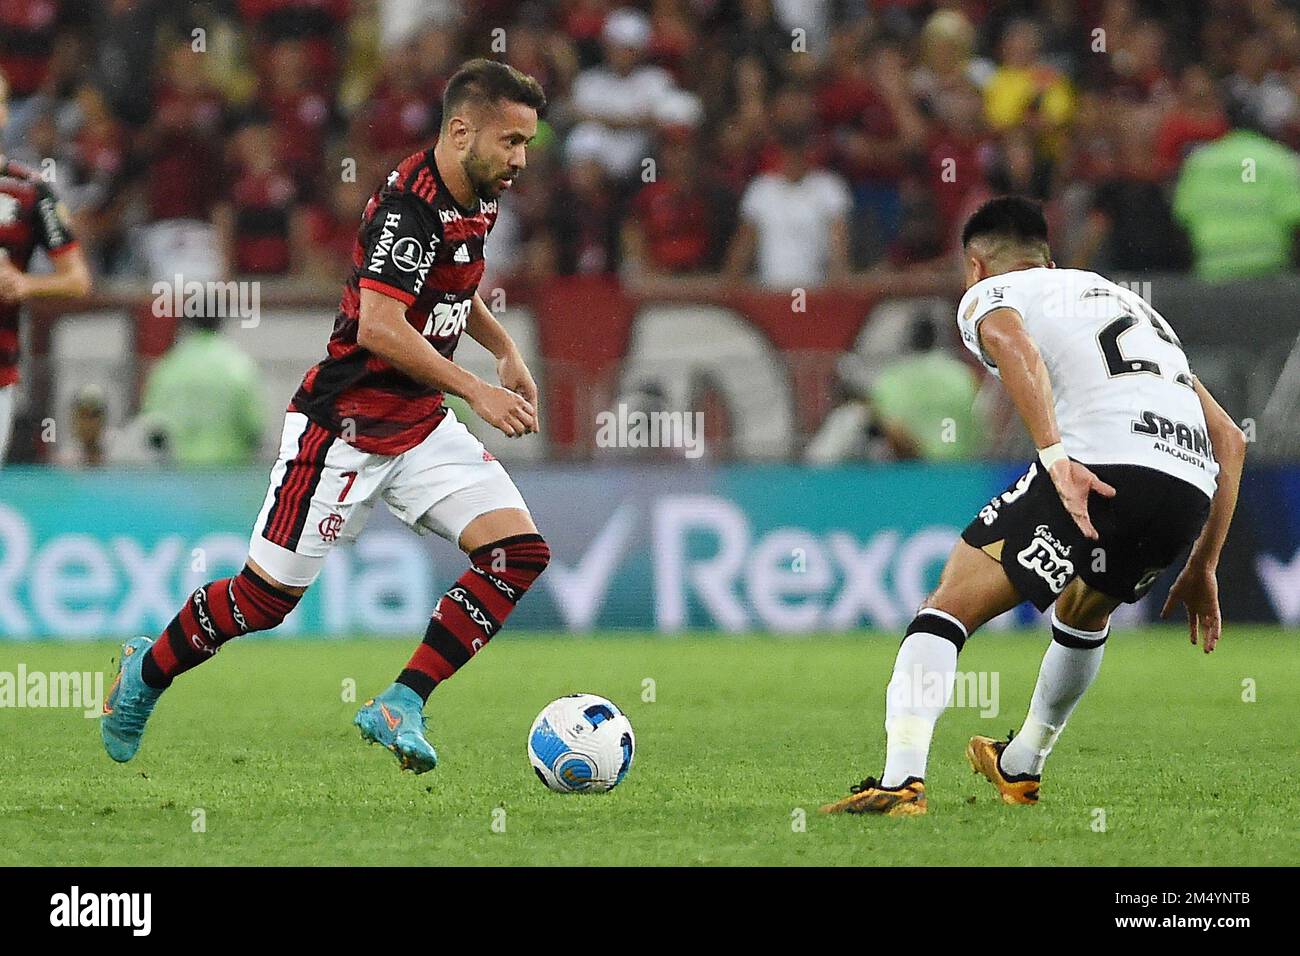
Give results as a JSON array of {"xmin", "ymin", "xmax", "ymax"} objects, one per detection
[
  {"xmin": 961, "ymin": 196, "xmax": 1049, "ymax": 250},
  {"xmin": 442, "ymin": 58, "xmax": 546, "ymax": 126}
]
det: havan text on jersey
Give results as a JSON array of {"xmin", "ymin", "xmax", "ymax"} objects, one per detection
[{"xmin": 290, "ymin": 147, "xmax": 497, "ymax": 455}]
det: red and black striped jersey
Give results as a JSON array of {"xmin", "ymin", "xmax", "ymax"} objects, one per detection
[
  {"xmin": 291, "ymin": 146, "xmax": 498, "ymax": 454},
  {"xmin": 0, "ymin": 158, "xmax": 78, "ymax": 387}
]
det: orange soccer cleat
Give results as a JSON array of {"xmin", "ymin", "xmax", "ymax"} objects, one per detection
[
  {"xmin": 820, "ymin": 776, "xmax": 927, "ymax": 816},
  {"xmin": 966, "ymin": 733, "xmax": 1041, "ymax": 805}
]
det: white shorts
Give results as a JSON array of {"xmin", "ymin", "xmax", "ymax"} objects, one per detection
[
  {"xmin": 0, "ymin": 384, "xmax": 14, "ymax": 465},
  {"xmin": 248, "ymin": 408, "xmax": 529, "ymax": 587}
]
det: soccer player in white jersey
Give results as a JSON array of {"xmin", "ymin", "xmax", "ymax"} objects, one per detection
[{"xmin": 822, "ymin": 197, "xmax": 1246, "ymax": 815}]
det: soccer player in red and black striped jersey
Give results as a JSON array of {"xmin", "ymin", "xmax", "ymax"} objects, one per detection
[
  {"xmin": 0, "ymin": 71, "xmax": 93, "ymax": 464},
  {"xmin": 103, "ymin": 60, "xmax": 550, "ymax": 774}
]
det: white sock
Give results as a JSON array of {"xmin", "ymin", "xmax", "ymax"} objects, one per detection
[
  {"xmin": 881, "ymin": 610, "xmax": 966, "ymax": 788},
  {"xmin": 1000, "ymin": 610, "xmax": 1107, "ymax": 777}
]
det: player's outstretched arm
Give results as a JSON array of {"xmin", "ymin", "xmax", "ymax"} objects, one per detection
[
  {"xmin": 0, "ymin": 245, "xmax": 92, "ymax": 302},
  {"xmin": 357, "ymin": 288, "xmax": 536, "ymax": 437},
  {"xmin": 978, "ymin": 307, "xmax": 1117, "ymax": 540},
  {"xmin": 1160, "ymin": 377, "xmax": 1247, "ymax": 653},
  {"xmin": 468, "ymin": 293, "xmax": 539, "ymax": 433}
]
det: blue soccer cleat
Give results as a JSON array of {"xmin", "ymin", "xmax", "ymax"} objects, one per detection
[
  {"xmin": 355, "ymin": 684, "xmax": 438, "ymax": 774},
  {"xmin": 101, "ymin": 637, "xmax": 164, "ymax": 763}
]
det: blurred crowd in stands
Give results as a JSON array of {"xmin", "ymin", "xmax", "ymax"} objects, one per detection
[{"xmin": 6, "ymin": 0, "xmax": 1300, "ymax": 292}]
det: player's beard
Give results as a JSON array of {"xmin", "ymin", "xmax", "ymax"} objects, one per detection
[{"xmin": 464, "ymin": 145, "xmax": 511, "ymax": 201}]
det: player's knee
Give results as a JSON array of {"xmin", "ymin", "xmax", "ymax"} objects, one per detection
[
  {"xmin": 531, "ymin": 536, "xmax": 550, "ymax": 576},
  {"xmin": 919, "ymin": 587, "xmax": 980, "ymax": 638},
  {"xmin": 469, "ymin": 533, "xmax": 550, "ymax": 590},
  {"xmin": 908, "ymin": 605, "xmax": 969, "ymax": 652},
  {"xmin": 1053, "ymin": 580, "xmax": 1114, "ymax": 634},
  {"xmin": 230, "ymin": 565, "xmax": 303, "ymax": 633}
]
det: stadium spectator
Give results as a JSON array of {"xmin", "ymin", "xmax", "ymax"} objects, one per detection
[
  {"xmin": 52, "ymin": 384, "xmax": 108, "ymax": 468},
  {"xmin": 711, "ymin": 56, "xmax": 769, "ymax": 194},
  {"xmin": 563, "ymin": 0, "xmax": 613, "ymax": 67},
  {"xmin": 141, "ymin": 313, "xmax": 264, "ymax": 467},
  {"xmin": 646, "ymin": 0, "xmax": 697, "ymax": 76},
  {"xmin": 88, "ymin": 0, "xmax": 159, "ymax": 127},
  {"xmin": 261, "ymin": 40, "xmax": 337, "ymax": 197},
  {"xmin": 911, "ymin": 9, "xmax": 993, "ymax": 106},
  {"xmin": 351, "ymin": 37, "xmax": 437, "ymax": 177},
  {"xmin": 728, "ymin": 0, "xmax": 791, "ymax": 83},
  {"xmin": 493, "ymin": 12, "xmax": 577, "ymax": 98},
  {"xmin": 1173, "ymin": 106, "xmax": 1300, "ymax": 281},
  {"xmin": 51, "ymin": 383, "xmax": 157, "ymax": 468},
  {"xmin": 724, "ymin": 122, "xmax": 851, "ymax": 289},
  {"xmin": 140, "ymin": 44, "xmax": 226, "ymax": 224},
  {"xmin": 1091, "ymin": 17, "xmax": 1175, "ymax": 103},
  {"xmin": 622, "ymin": 128, "xmax": 735, "ymax": 277},
  {"xmin": 0, "ymin": 0, "xmax": 63, "ymax": 102},
  {"xmin": 921, "ymin": 78, "xmax": 992, "ymax": 240},
  {"xmin": 53, "ymin": 83, "xmax": 131, "ymax": 272},
  {"xmin": 818, "ymin": 43, "xmax": 925, "ymax": 256},
  {"xmin": 411, "ymin": 23, "xmax": 461, "ymax": 108},
  {"xmin": 4, "ymin": 0, "xmax": 1300, "ymax": 289},
  {"xmin": 1154, "ymin": 65, "xmax": 1231, "ymax": 181},
  {"xmin": 983, "ymin": 18, "xmax": 1074, "ymax": 155},
  {"xmin": 301, "ymin": 172, "xmax": 369, "ymax": 281},
  {"xmin": 240, "ymin": 0, "xmax": 350, "ymax": 83},
  {"xmin": 1225, "ymin": 34, "xmax": 1296, "ymax": 141},
  {"xmin": 806, "ymin": 318, "xmax": 983, "ymax": 463},
  {"xmin": 1073, "ymin": 117, "xmax": 1191, "ymax": 273},
  {"xmin": 377, "ymin": 0, "xmax": 461, "ymax": 50},
  {"xmin": 132, "ymin": 44, "xmax": 227, "ymax": 281},
  {"xmin": 567, "ymin": 7, "xmax": 677, "ymax": 181},
  {"xmin": 867, "ymin": 318, "xmax": 984, "ymax": 462},
  {"xmin": 214, "ymin": 120, "xmax": 304, "ymax": 277},
  {"xmin": 545, "ymin": 144, "xmax": 621, "ymax": 276}
]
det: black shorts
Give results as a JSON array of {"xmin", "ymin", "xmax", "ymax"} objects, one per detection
[{"xmin": 961, "ymin": 461, "xmax": 1212, "ymax": 611}]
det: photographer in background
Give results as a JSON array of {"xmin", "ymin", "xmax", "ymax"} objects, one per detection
[
  {"xmin": 140, "ymin": 311, "xmax": 263, "ymax": 467},
  {"xmin": 806, "ymin": 316, "xmax": 984, "ymax": 464}
]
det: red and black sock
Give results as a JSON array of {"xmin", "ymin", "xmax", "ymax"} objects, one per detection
[
  {"xmin": 397, "ymin": 533, "xmax": 550, "ymax": 702},
  {"xmin": 141, "ymin": 566, "xmax": 301, "ymax": 689}
]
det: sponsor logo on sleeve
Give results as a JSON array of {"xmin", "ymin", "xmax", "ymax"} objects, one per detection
[
  {"xmin": 367, "ymin": 211, "xmax": 404, "ymax": 273},
  {"xmin": 391, "ymin": 236, "xmax": 424, "ymax": 272}
]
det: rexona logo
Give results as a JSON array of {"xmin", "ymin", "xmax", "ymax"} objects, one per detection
[{"xmin": 49, "ymin": 886, "xmax": 151, "ymax": 936}]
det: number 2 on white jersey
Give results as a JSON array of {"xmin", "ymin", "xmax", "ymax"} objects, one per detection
[{"xmin": 1095, "ymin": 298, "xmax": 1193, "ymax": 389}]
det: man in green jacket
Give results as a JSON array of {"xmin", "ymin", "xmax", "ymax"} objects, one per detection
[
  {"xmin": 141, "ymin": 313, "xmax": 264, "ymax": 466},
  {"xmin": 1173, "ymin": 110, "xmax": 1300, "ymax": 281}
]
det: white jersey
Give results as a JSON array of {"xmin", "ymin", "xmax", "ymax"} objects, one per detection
[{"xmin": 957, "ymin": 267, "xmax": 1218, "ymax": 499}]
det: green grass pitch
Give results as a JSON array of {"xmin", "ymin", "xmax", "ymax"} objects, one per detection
[{"xmin": 1, "ymin": 627, "xmax": 1295, "ymax": 866}]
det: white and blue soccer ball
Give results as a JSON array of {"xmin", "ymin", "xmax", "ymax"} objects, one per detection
[{"xmin": 527, "ymin": 693, "xmax": 635, "ymax": 793}]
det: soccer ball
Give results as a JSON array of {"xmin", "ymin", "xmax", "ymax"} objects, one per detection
[{"xmin": 527, "ymin": 694, "xmax": 635, "ymax": 793}]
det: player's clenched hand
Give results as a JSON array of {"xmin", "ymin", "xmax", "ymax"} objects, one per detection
[
  {"xmin": 1046, "ymin": 459, "xmax": 1116, "ymax": 541},
  {"xmin": 1160, "ymin": 564, "xmax": 1222, "ymax": 653},
  {"xmin": 470, "ymin": 382, "xmax": 536, "ymax": 438},
  {"xmin": 496, "ymin": 351, "xmax": 539, "ymax": 433}
]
